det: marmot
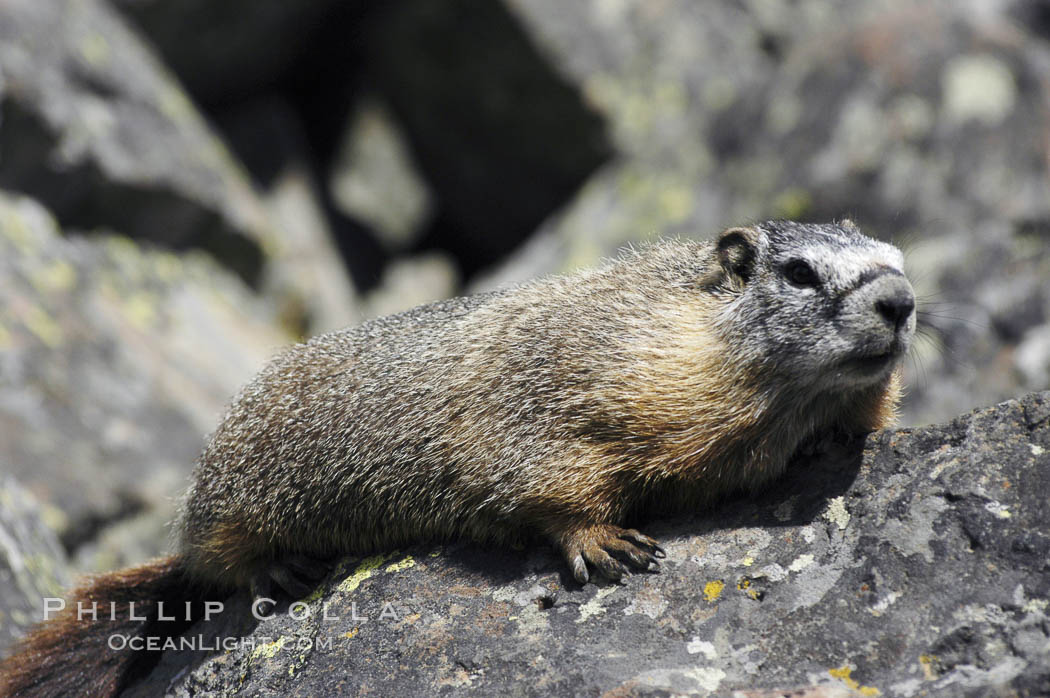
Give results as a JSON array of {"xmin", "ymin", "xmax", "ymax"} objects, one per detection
[{"xmin": 0, "ymin": 220, "xmax": 915, "ymax": 696}]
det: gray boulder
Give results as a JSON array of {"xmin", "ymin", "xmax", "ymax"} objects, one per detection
[
  {"xmin": 0, "ymin": 476, "xmax": 70, "ymax": 658},
  {"xmin": 0, "ymin": 0, "xmax": 270, "ymax": 282},
  {"xmin": 0, "ymin": 189, "xmax": 288, "ymax": 570},
  {"xmin": 0, "ymin": 0, "xmax": 360, "ymax": 332}
]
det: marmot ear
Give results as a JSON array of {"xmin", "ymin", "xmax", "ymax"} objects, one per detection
[{"xmin": 716, "ymin": 226, "xmax": 758, "ymax": 284}]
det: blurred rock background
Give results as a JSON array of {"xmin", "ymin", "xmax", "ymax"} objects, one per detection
[{"xmin": 0, "ymin": 0, "xmax": 1048, "ymax": 656}]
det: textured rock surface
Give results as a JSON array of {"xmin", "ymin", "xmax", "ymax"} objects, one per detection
[
  {"xmin": 0, "ymin": 476, "xmax": 70, "ymax": 658},
  {"xmin": 0, "ymin": 0, "xmax": 270, "ymax": 282},
  {"xmin": 500, "ymin": 0, "xmax": 1050, "ymax": 259},
  {"xmin": 127, "ymin": 391, "xmax": 1050, "ymax": 696},
  {"xmin": 0, "ymin": 0, "xmax": 360, "ymax": 331},
  {"xmin": 0, "ymin": 190, "xmax": 288, "ymax": 567}
]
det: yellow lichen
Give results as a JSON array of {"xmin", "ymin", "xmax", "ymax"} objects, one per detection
[
  {"xmin": 736, "ymin": 578, "xmax": 761, "ymax": 600},
  {"xmin": 919, "ymin": 654, "xmax": 938, "ymax": 680},
  {"xmin": 385, "ymin": 555, "xmax": 416, "ymax": 573},
  {"xmin": 124, "ymin": 293, "xmax": 157, "ymax": 330},
  {"xmin": 657, "ymin": 184, "xmax": 693, "ymax": 225},
  {"xmin": 152, "ymin": 251, "xmax": 183, "ymax": 282},
  {"xmin": 250, "ymin": 636, "xmax": 290, "ymax": 661},
  {"xmin": 829, "ymin": 665, "xmax": 880, "ymax": 695},
  {"xmin": 23, "ymin": 306, "xmax": 63, "ymax": 347},
  {"xmin": 772, "ymin": 188, "xmax": 813, "ymax": 220},
  {"xmin": 159, "ymin": 87, "xmax": 195, "ymax": 121},
  {"xmin": 299, "ymin": 583, "xmax": 327, "ymax": 605},
  {"xmin": 829, "ymin": 666, "xmax": 854, "ymax": 685},
  {"xmin": 79, "ymin": 34, "xmax": 110, "ymax": 67},
  {"xmin": 30, "ymin": 260, "xmax": 76, "ymax": 294},
  {"xmin": 40, "ymin": 503, "xmax": 68, "ymax": 535},
  {"xmin": 337, "ymin": 554, "xmax": 391, "ymax": 594},
  {"xmin": 1, "ymin": 207, "xmax": 35, "ymax": 255},
  {"xmin": 703, "ymin": 580, "xmax": 725, "ymax": 603}
]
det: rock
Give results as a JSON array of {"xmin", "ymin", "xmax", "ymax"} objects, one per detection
[
  {"xmin": 110, "ymin": 1, "xmax": 392, "ymax": 296},
  {"xmin": 0, "ymin": 475, "xmax": 70, "ymax": 657},
  {"xmin": 0, "ymin": 189, "xmax": 288, "ymax": 568},
  {"xmin": 902, "ymin": 222, "xmax": 1050, "ymax": 426},
  {"xmin": 0, "ymin": 0, "xmax": 272, "ymax": 284},
  {"xmin": 0, "ymin": 0, "xmax": 361, "ymax": 335},
  {"xmin": 257, "ymin": 161, "xmax": 362, "ymax": 335},
  {"xmin": 505, "ymin": 0, "xmax": 1050, "ymax": 251},
  {"xmin": 131, "ymin": 391, "xmax": 1050, "ymax": 696},
  {"xmin": 1017, "ymin": 325, "xmax": 1050, "ymax": 390},
  {"xmin": 329, "ymin": 95, "xmax": 435, "ymax": 253}
]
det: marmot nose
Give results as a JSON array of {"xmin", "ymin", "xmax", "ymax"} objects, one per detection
[{"xmin": 875, "ymin": 289, "xmax": 915, "ymax": 331}]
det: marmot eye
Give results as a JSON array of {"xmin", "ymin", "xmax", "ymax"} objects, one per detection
[{"xmin": 785, "ymin": 260, "xmax": 819, "ymax": 287}]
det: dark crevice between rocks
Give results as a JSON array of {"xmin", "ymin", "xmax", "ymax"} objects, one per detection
[
  {"xmin": 0, "ymin": 98, "xmax": 265, "ymax": 286},
  {"xmin": 348, "ymin": 0, "xmax": 613, "ymax": 283},
  {"xmin": 958, "ymin": 522, "xmax": 985, "ymax": 554},
  {"xmin": 363, "ymin": 0, "xmax": 615, "ymax": 280},
  {"xmin": 132, "ymin": 0, "xmax": 612, "ymax": 292}
]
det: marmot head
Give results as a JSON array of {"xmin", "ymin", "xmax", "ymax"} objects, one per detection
[{"xmin": 712, "ymin": 219, "xmax": 915, "ymax": 392}]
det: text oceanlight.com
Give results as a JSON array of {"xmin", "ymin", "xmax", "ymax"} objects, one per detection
[{"xmin": 106, "ymin": 634, "xmax": 333, "ymax": 652}]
